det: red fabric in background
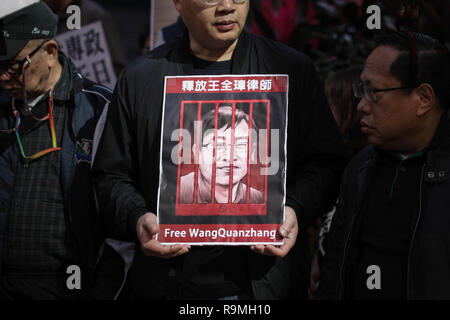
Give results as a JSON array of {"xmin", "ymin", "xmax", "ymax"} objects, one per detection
[
  {"xmin": 306, "ymin": 1, "xmax": 319, "ymax": 49},
  {"xmin": 251, "ymin": 0, "xmax": 298, "ymax": 44}
]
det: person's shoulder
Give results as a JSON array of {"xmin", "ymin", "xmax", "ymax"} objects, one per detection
[
  {"xmin": 66, "ymin": 56, "xmax": 113, "ymax": 103},
  {"xmin": 343, "ymin": 145, "xmax": 376, "ymax": 179},
  {"xmin": 350, "ymin": 145, "xmax": 376, "ymax": 166},
  {"xmin": 81, "ymin": 83, "xmax": 113, "ymax": 104},
  {"xmin": 149, "ymin": 38, "xmax": 183, "ymax": 60},
  {"xmin": 72, "ymin": 81, "xmax": 112, "ymax": 118},
  {"xmin": 122, "ymin": 40, "xmax": 181, "ymax": 77},
  {"xmin": 336, "ymin": 145, "xmax": 376, "ymax": 206},
  {"xmin": 247, "ymin": 32, "xmax": 314, "ymax": 69},
  {"xmin": 248, "ymin": 185, "xmax": 264, "ymax": 204}
]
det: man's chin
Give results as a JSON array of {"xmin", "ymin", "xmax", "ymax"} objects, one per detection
[
  {"xmin": 207, "ymin": 32, "xmax": 240, "ymax": 49},
  {"xmin": 215, "ymin": 178, "xmax": 240, "ymax": 185},
  {"xmin": 367, "ymin": 136, "xmax": 390, "ymax": 150}
]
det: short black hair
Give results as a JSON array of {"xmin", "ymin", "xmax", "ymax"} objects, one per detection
[
  {"xmin": 375, "ymin": 30, "xmax": 450, "ymax": 110},
  {"xmin": 202, "ymin": 106, "xmax": 257, "ymax": 135}
]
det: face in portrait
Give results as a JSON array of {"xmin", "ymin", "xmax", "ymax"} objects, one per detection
[
  {"xmin": 199, "ymin": 119, "xmax": 249, "ymax": 186},
  {"xmin": 179, "ymin": 105, "xmax": 264, "ymax": 205}
]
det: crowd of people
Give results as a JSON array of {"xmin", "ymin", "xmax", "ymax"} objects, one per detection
[{"xmin": 0, "ymin": 0, "xmax": 450, "ymax": 301}]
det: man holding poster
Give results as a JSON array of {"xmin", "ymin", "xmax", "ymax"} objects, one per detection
[{"xmin": 92, "ymin": 0, "xmax": 347, "ymax": 299}]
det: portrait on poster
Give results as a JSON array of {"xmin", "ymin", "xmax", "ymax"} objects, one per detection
[{"xmin": 157, "ymin": 75, "xmax": 288, "ymax": 245}]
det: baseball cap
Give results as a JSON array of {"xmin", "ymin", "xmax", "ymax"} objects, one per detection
[{"xmin": 0, "ymin": 1, "xmax": 58, "ymax": 62}]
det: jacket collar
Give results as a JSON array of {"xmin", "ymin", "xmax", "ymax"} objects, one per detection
[
  {"xmin": 52, "ymin": 52, "xmax": 73, "ymax": 102},
  {"xmin": 357, "ymin": 112, "xmax": 450, "ymax": 176},
  {"xmin": 358, "ymin": 147, "xmax": 379, "ymax": 176},
  {"xmin": 427, "ymin": 111, "xmax": 450, "ymax": 149},
  {"xmin": 370, "ymin": 111, "xmax": 450, "ymax": 159}
]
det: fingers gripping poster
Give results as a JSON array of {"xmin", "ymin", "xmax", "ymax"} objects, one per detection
[{"xmin": 157, "ymin": 75, "xmax": 288, "ymax": 245}]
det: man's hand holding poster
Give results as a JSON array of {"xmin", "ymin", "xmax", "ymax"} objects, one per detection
[{"xmin": 157, "ymin": 75, "xmax": 288, "ymax": 245}]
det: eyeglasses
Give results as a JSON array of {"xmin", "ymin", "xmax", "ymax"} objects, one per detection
[
  {"xmin": 0, "ymin": 88, "xmax": 61, "ymax": 161},
  {"xmin": 352, "ymin": 83, "xmax": 414, "ymax": 103},
  {"xmin": 202, "ymin": 0, "xmax": 246, "ymax": 6},
  {"xmin": 0, "ymin": 40, "xmax": 47, "ymax": 76},
  {"xmin": 203, "ymin": 141, "xmax": 249, "ymax": 154}
]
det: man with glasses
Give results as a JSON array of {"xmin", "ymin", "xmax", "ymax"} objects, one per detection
[
  {"xmin": 0, "ymin": 1, "xmax": 112, "ymax": 299},
  {"xmin": 317, "ymin": 30, "xmax": 450, "ymax": 300},
  {"xmin": 93, "ymin": 0, "xmax": 347, "ymax": 299}
]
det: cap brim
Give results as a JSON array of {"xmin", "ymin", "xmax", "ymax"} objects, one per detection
[{"xmin": 0, "ymin": 38, "xmax": 28, "ymax": 61}]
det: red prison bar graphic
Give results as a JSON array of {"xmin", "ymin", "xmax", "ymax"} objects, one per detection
[{"xmin": 175, "ymin": 100, "xmax": 270, "ymax": 216}]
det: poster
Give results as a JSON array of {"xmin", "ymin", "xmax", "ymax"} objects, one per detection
[
  {"xmin": 56, "ymin": 21, "xmax": 117, "ymax": 90},
  {"xmin": 157, "ymin": 75, "xmax": 288, "ymax": 245}
]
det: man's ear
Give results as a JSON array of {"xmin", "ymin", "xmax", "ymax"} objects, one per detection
[
  {"xmin": 43, "ymin": 40, "xmax": 59, "ymax": 68},
  {"xmin": 416, "ymin": 83, "xmax": 436, "ymax": 117}
]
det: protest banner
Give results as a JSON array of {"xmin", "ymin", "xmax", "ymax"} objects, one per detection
[
  {"xmin": 157, "ymin": 75, "xmax": 288, "ymax": 245},
  {"xmin": 56, "ymin": 21, "xmax": 116, "ymax": 90}
]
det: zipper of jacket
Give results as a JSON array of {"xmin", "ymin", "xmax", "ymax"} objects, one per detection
[
  {"xmin": 337, "ymin": 209, "xmax": 358, "ymax": 299},
  {"xmin": 338, "ymin": 157, "xmax": 376, "ymax": 299},
  {"xmin": 406, "ymin": 160, "xmax": 427, "ymax": 300}
]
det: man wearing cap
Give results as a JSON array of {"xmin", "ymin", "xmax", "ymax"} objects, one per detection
[{"xmin": 0, "ymin": 1, "xmax": 112, "ymax": 299}]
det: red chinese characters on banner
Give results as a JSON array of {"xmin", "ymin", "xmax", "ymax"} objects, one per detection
[{"xmin": 165, "ymin": 76, "xmax": 287, "ymax": 94}]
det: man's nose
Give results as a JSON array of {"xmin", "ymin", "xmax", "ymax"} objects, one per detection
[
  {"xmin": 221, "ymin": 145, "xmax": 232, "ymax": 160},
  {"xmin": 217, "ymin": 0, "xmax": 236, "ymax": 12},
  {"xmin": 218, "ymin": 144, "xmax": 237, "ymax": 161},
  {"xmin": 357, "ymin": 96, "xmax": 370, "ymax": 115}
]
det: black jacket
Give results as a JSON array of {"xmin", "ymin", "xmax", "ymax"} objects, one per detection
[
  {"xmin": 92, "ymin": 31, "xmax": 347, "ymax": 299},
  {"xmin": 317, "ymin": 112, "xmax": 450, "ymax": 300}
]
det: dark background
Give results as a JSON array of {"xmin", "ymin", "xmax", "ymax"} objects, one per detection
[
  {"xmin": 87, "ymin": 0, "xmax": 450, "ymax": 79},
  {"xmin": 93, "ymin": 0, "xmax": 150, "ymax": 62}
]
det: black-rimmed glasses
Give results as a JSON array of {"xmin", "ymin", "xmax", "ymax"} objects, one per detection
[
  {"xmin": 0, "ymin": 40, "xmax": 47, "ymax": 76},
  {"xmin": 352, "ymin": 83, "xmax": 414, "ymax": 103}
]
